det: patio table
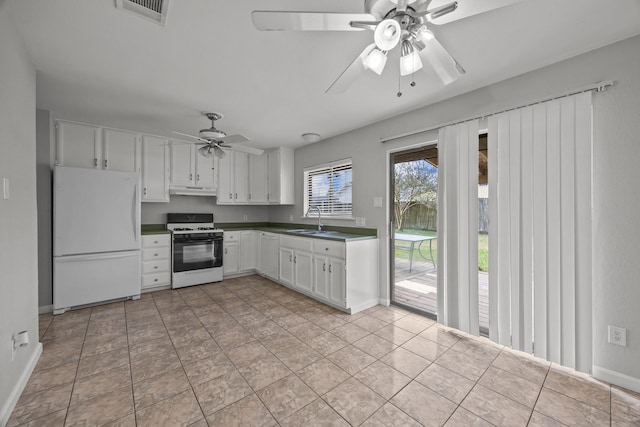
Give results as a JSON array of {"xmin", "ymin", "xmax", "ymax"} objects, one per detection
[{"xmin": 394, "ymin": 233, "xmax": 437, "ymax": 273}]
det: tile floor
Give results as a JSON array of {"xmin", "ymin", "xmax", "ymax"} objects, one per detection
[{"xmin": 9, "ymin": 274, "xmax": 640, "ymax": 426}]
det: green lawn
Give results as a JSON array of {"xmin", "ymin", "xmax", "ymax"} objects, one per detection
[{"xmin": 395, "ymin": 229, "xmax": 489, "ymax": 272}]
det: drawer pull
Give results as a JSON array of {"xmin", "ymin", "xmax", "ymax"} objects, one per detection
[
  {"xmin": 154, "ymin": 278, "xmax": 158, "ymax": 282},
  {"xmin": 154, "ymin": 240, "xmax": 158, "ymax": 244},
  {"xmin": 154, "ymin": 253, "xmax": 158, "ymax": 257},
  {"xmin": 154, "ymin": 266, "xmax": 158, "ymax": 269}
]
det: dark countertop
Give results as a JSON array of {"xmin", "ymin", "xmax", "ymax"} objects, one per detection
[
  {"xmin": 217, "ymin": 222, "xmax": 377, "ymax": 242},
  {"xmin": 141, "ymin": 224, "xmax": 171, "ymax": 235}
]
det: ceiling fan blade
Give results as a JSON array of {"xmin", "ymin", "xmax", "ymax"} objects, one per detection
[
  {"xmin": 226, "ymin": 144, "xmax": 265, "ymax": 156},
  {"xmin": 218, "ymin": 134, "xmax": 250, "ymax": 144},
  {"xmin": 417, "ymin": 34, "xmax": 465, "ymax": 85},
  {"xmin": 326, "ymin": 43, "xmax": 376, "ymax": 95},
  {"xmin": 427, "ymin": 0, "xmax": 525, "ymax": 25},
  {"xmin": 252, "ymin": 11, "xmax": 374, "ymax": 31},
  {"xmin": 213, "ymin": 145, "xmax": 227, "ymax": 159},
  {"xmin": 172, "ymin": 131, "xmax": 209, "ymax": 144}
]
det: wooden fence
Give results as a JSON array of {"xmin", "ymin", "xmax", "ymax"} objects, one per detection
[{"xmin": 402, "ymin": 199, "xmax": 489, "ymax": 233}]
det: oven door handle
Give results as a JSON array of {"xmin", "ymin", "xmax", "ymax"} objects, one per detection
[{"xmin": 174, "ymin": 238, "xmax": 215, "ymax": 244}]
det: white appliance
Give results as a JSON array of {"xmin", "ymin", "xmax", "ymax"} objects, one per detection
[
  {"xmin": 53, "ymin": 166, "xmax": 141, "ymax": 314},
  {"xmin": 166, "ymin": 213, "xmax": 223, "ymax": 288}
]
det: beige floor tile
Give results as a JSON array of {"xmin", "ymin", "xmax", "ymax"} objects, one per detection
[
  {"xmin": 393, "ymin": 315, "xmax": 434, "ymax": 334},
  {"xmin": 419, "ymin": 325, "xmax": 462, "ymax": 347},
  {"xmin": 207, "ymin": 393, "xmax": 277, "ymax": 427},
  {"xmin": 131, "ymin": 349, "xmax": 182, "ymax": 383},
  {"xmin": 374, "ymin": 324, "xmax": 416, "ymax": 345},
  {"xmin": 21, "ymin": 360, "xmax": 77, "ymax": 396},
  {"xmin": 169, "ymin": 326, "xmax": 212, "ymax": 348},
  {"xmin": 297, "ymin": 358, "xmax": 351, "ymax": 395},
  {"xmin": 128, "ymin": 335, "xmax": 175, "ymax": 361},
  {"xmin": 415, "ymin": 362, "xmax": 475, "ymax": 403},
  {"xmin": 380, "ymin": 347, "xmax": 432, "ymax": 378},
  {"xmin": 133, "ymin": 366, "xmax": 191, "ymax": 410},
  {"xmin": 286, "ymin": 321, "xmax": 326, "ymax": 341},
  {"xmin": 534, "ymin": 387, "xmax": 610, "ymax": 426},
  {"xmin": 66, "ymin": 385, "xmax": 134, "ymax": 427},
  {"xmin": 19, "ymin": 408, "xmax": 67, "ymax": 427},
  {"xmin": 76, "ymin": 346, "xmax": 129, "ymax": 379},
  {"xmin": 436, "ymin": 348, "xmax": 492, "ymax": 381},
  {"xmin": 103, "ymin": 413, "xmax": 137, "ymax": 427},
  {"xmin": 402, "ymin": 335, "xmax": 449, "ymax": 361},
  {"xmin": 354, "ymin": 361, "xmax": 412, "ymax": 399},
  {"xmin": 326, "ymin": 345, "xmax": 376, "ymax": 375},
  {"xmin": 324, "ymin": 377, "xmax": 386, "ymax": 425},
  {"xmin": 256, "ymin": 374, "xmax": 318, "ymax": 421},
  {"xmin": 214, "ymin": 327, "xmax": 255, "ymax": 350},
  {"xmin": 71, "ymin": 364, "xmax": 131, "ymax": 404},
  {"xmin": 544, "ymin": 366, "xmax": 610, "ymax": 412},
  {"xmin": 479, "ymin": 365, "xmax": 541, "ymax": 408},
  {"xmin": 353, "ymin": 334, "xmax": 398, "ymax": 359},
  {"xmin": 306, "ymin": 331, "xmax": 349, "ymax": 355},
  {"xmin": 237, "ymin": 354, "xmax": 293, "ymax": 391},
  {"xmin": 259, "ymin": 330, "xmax": 301, "ymax": 352},
  {"xmin": 352, "ymin": 315, "xmax": 389, "ymax": 332},
  {"xmin": 369, "ymin": 307, "xmax": 408, "ymax": 323},
  {"xmin": 224, "ymin": 341, "xmax": 272, "ymax": 368},
  {"xmin": 40, "ymin": 320, "xmax": 87, "ymax": 342},
  {"xmin": 332, "ymin": 323, "xmax": 371, "ymax": 343},
  {"xmin": 461, "ymin": 384, "xmax": 532, "ymax": 426},
  {"xmin": 273, "ymin": 312, "xmax": 308, "ymax": 329},
  {"xmin": 81, "ymin": 331, "xmax": 129, "ymax": 358},
  {"xmin": 183, "ymin": 352, "xmax": 236, "ymax": 387},
  {"xmin": 361, "ymin": 402, "xmax": 421, "ymax": 427},
  {"xmin": 528, "ymin": 411, "xmax": 567, "ymax": 426},
  {"xmin": 445, "ymin": 407, "xmax": 494, "ymax": 426},
  {"xmin": 136, "ymin": 388, "xmax": 204, "ymax": 427},
  {"xmin": 391, "ymin": 380, "xmax": 458, "ymax": 427},
  {"xmin": 7, "ymin": 382, "xmax": 73, "ymax": 426},
  {"xmin": 175, "ymin": 338, "xmax": 222, "ymax": 365},
  {"xmin": 491, "ymin": 349, "xmax": 550, "ymax": 385},
  {"xmin": 450, "ymin": 335, "xmax": 502, "ymax": 360},
  {"xmin": 127, "ymin": 324, "xmax": 168, "ymax": 345},
  {"xmin": 612, "ymin": 385, "xmax": 640, "ymax": 425},
  {"xmin": 244, "ymin": 319, "xmax": 286, "ymax": 339},
  {"xmin": 312, "ymin": 314, "xmax": 348, "ymax": 330},
  {"xmin": 193, "ymin": 370, "xmax": 253, "ymax": 415},
  {"xmin": 272, "ymin": 341, "xmax": 323, "ymax": 371},
  {"xmin": 280, "ymin": 398, "xmax": 350, "ymax": 427}
]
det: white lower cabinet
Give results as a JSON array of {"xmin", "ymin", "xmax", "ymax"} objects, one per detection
[
  {"xmin": 224, "ymin": 230, "xmax": 259, "ymax": 276},
  {"xmin": 240, "ymin": 231, "xmax": 258, "ymax": 271},
  {"xmin": 141, "ymin": 234, "xmax": 171, "ymax": 291},
  {"xmin": 279, "ymin": 236, "xmax": 314, "ymax": 293},
  {"xmin": 223, "ymin": 232, "xmax": 240, "ymax": 275},
  {"xmin": 259, "ymin": 232, "xmax": 280, "ymax": 280},
  {"xmin": 313, "ymin": 255, "xmax": 346, "ymax": 307}
]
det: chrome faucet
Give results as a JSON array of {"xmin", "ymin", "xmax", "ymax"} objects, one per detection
[{"xmin": 306, "ymin": 206, "xmax": 322, "ymax": 231}]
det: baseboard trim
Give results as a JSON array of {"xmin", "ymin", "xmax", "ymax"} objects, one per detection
[
  {"xmin": 592, "ymin": 365, "xmax": 640, "ymax": 393},
  {"xmin": 38, "ymin": 304, "xmax": 52, "ymax": 314},
  {"xmin": 0, "ymin": 342, "xmax": 43, "ymax": 426},
  {"xmin": 378, "ymin": 298, "xmax": 390, "ymax": 306}
]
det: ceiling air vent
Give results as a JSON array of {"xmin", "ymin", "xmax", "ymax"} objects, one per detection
[{"xmin": 115, "ymin": 0, "xmax": 169, "ymax": 25}]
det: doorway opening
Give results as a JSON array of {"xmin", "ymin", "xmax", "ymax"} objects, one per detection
[{"xmin": 390, "ymin": 145, "xmax": 439, "ymax": 318}]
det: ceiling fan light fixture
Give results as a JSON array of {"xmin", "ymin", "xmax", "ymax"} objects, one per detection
[
  {"xmin": 198, "ymin": 145, "xmax": 215, "ymax": 158},
  {"xmin": 400, "ymin": 40, "xmax": 423, "ymax": 76},
  {"xmin": 373, "ymin": 19, "xmax": 401, "ymax": 50},
  {"xmin": 199, "ymin": 129, "xmax": 226, "ymax": 140},
  {"xmin": 363, "ymin": 48, "xmax": 387, "ymax": 75}
]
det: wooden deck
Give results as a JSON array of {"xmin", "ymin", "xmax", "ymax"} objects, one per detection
[{"xmin": 393, "ymin": 258, "xmax": 489, "ymax": 332}]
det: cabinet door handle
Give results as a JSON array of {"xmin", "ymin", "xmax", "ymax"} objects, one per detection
[
  {"xmin": 322, "ymin": 263, "xmax": 326, "ymax": 272},
  {"xmin": 229, "ymin": 193, "xmax": 232, "ymax": 200},
  {"xmin": 225, "ymin": 247, "xmax": 228, "ymax": 255},
  {"xmin": 329, "ymin": 264, "xmax": 332, "ymax": 273},
  {"xmin": 294, "ymin": 256, "xmax": 297, "ymax": 264},
  {"xmin": 190, "ymin": 173, "xmax": 193, "ymax": 181},
  {"xmin": 289, "ymin": 254, "xmax": 292, "ymax": 262},
  {"xmin": 154, "ymin": 266, "xmax": 158, "ymax": 269},
  {"xmin": 154, "ymin": 253, "xmax": 158, "ymax": 257},
  {"xmin": 196, "ymin": 174, "xmax": 200, "ymax": 181},
  {"xmin": 235, "ymin": 192, "xmax": 238, "ymax": 199},
  {"xmin": 154, "ymin": 240, "xmax": 158, "ymax": 244},
  {"xmin": 94, "ymin": 158, "xmax": 98, "ymax": 167},
  {"xmin": 104, "ymin": 159, "xmax": 108, "ymax": 169},
  {"xmin": 144, "ymin": 187, "xmax": 147, "ymax": 196}
]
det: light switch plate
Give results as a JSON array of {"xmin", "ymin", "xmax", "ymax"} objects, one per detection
[
  {"xmin": 373, "ymin": 197, "xmax": 383, "ymax": 207},
  {"xmin": 3, "ymin": 178, "xmax": 9, "ymax": 200}
]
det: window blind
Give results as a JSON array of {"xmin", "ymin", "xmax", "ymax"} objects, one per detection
[{"xmin": 305, "ymin": 160, "xmax": 352, "ymax": 216}]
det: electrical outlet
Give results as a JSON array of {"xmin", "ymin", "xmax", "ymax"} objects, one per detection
[
  {"xmin": 355, "ymin": 217, "xmax": 361, "ymax": 227},
  {"xmin": 360, "ymin": 217, "xmax": 366, "ymax": 227},
  {"xmin": 373, "ymin": 197, "xmax": 383, "ymax": 208},
  {"xmin": 243, "ymin": 214, "xmax": 248, "ymax": 222},
  {"xmin": 289, "ymin": 214, "xmax": 293, "ymax": 222},
  {"xmin": 608, "ymin": 325, "xmax": 627, "ymax": 347}
]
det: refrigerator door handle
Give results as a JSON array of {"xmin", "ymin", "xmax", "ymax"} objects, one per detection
[
  {"xmin": 132, "ymin": 183, "xmax": 139, "ymax": 242},
  {"xmin": 55, "ymin": 251, "xmax": 139, "ymax": 262}
]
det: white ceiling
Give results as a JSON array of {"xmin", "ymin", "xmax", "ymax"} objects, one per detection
[{"xmin": 6, "ymin": 0, "xmax": 640, "ymax": 150}]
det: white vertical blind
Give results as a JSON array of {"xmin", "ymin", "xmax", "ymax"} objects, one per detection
[
  {"xmin": 488, "ymin": 92, "xmax": 592, "ymax": 372},
  {"xmin": 437, "ymin": 120, "xmax": 480, "ymax": 336},
  {"xmin": 304, "ymin": 159, "xmax": 353, "ymax": 216}
]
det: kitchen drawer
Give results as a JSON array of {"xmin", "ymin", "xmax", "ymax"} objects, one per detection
[
  {"xmin": 142, "ymin": 246, "xmax": 170, "ymax": 261},
  {"xmin": 313, "ymin": 240, "xmax": 345, "ymax": 259},
  {"xmin": 142, "ymin": 259, "xmax": 170, "ymax": 274},
  {"xmin": 280, "ymin": 235, "xmax": 313, "ymax": 252},
  {"xmin": 142, "ymin": 234, "xmax": 170, "ymax": 249},
  {"xmin": 224, "ymin": 231, "xmax": 239, "ymax": 242},
  {"xmin": 142, "ymin": 271, "xmax": 171, "ymax": 288}
]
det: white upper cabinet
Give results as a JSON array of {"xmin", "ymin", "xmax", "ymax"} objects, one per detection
[
  {"xmin": 217, "ymin": 151, "xmax": 249, "ymax": 204},
  {"xmin": 169, "ymin": 140, "xmax": 217, "ymax": 194},
  {"xmin": 249, "ymin": 152, "xmax": 268, "ymax": 204},
  {"xmin": 56, "ymin": 121, "xmax": 141, "ymax": 173},
  {"xmin": 141, "ymin": 135, "xmax": 170, "ymax": 202},
  {"xmin": 56, "ymin": 121, "xmax": 100, "ymax": 169},
  {"xmin": 267, "ymin": 147, "xmax": 294, "ymax": 205},
  {"xmin": 102, "ymin": 129, "xmax": 141, "ymax": 173}
]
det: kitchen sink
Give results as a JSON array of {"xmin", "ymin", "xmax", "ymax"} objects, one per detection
[{"xmin": 287, "ymin": 229, "xmax": 338, "ymax": 236}]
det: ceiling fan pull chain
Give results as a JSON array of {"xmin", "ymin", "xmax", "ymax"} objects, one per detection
[{"xmin": 397, "ymin": 72, "xmax": 402, "ymax": 97}]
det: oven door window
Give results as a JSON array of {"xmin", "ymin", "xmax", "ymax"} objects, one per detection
[{"xmin": 173, "ymin": 238, "xmax": 220, "ymax": 272}]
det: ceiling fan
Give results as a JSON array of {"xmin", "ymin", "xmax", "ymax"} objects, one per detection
[
  {"xmin": 172, "ymin": 112, "xmax": 264, "ymax": 158},
  {"xmin": 252, "ymin": 0, "xmax": 522, "ymax": 94}
]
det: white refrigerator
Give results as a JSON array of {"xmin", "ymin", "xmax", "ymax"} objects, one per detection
[{"xmin": 53, "ymin": 166, "xmax": 141, "ymax": 314}]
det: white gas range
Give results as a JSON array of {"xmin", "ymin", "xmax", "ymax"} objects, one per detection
[{"xmin": 166, "ymin": 213, "xmax": 224, "ymax": 289}]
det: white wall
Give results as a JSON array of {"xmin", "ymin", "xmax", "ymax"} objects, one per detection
[
  {"xmin": 36, "ymin": 109, "xmax": 53, "ymax": 309},
  {"xmin": 141, "ymin": 196, "xmax": 269, "ymax": 225},
  {"xmin": 0, "ymin": 5, "xmax": 42, "ymax": 423},
  {"xmin": 270, "ymin": 35, "xmax": 640, "ymax": 389}
]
